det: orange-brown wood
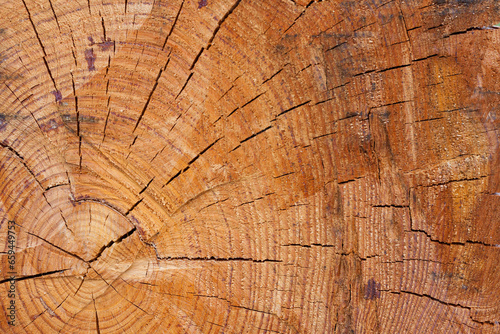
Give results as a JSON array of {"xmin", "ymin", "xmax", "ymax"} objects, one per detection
[{"xmin": 1, "ymin": 0, "xmax": 500, "ymax": 332}]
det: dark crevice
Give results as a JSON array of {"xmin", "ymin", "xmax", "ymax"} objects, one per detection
[
  {"xmin": 229, "ymin": 107, "xmax": 241, "ymax": 118},
  {"xmin": 102, "ymin": 104, "xmax": 111, "ymax": 145},
  {"xmin": 326, "ymin": 41, "xmax": 347, "ymax": 52},
  {"xmin": 282, "ymin": 243, "xmax": 334, "ymax": 248},
  {"xmin": 139, "ymin": 177, "xmax": 155, "ymax": 195},
  {"xmin": 240, "ymin": 125, "xmax": 273, "ymax": 144},
  {"xmin": 412, "ymin": 54, "xmax": 438, "ymax": 62},
  {"xmin": 27, "ymin": 231, "xmax": 86, "ymax": 262},
  {"xmin": 95, "ymin": 310, "xmax": 101, "ymax": 334},
  {"xmin": 298, "ymin": 64, "xmax": 312, "ymax": 73},
  {"xmin": 163, "ymin": 169, "xmax": 182, "ymax": 188},
  {"xmin": 206, "ymin": 0, "xmax": 243, "ymax": 50},
  {"xmin": 236, "ymin": 197, "xmax": 264, "ymax": 207},
  {"xmin": 71, "ymin": 198, "xmax": 133, "ymax": 226},
  {"xmin": 149, "ymin": 144, "xmax": 167, "ymax": 163},
  {"xmin": 274, "ymin": 171, "xmax": 295, "ymax": 179},
  {"xmin": 200, "ymin": 198, "xmax": 229, "ymax": 211},
  {"xmin": 338, "ymin": 176, "xmax": 364, "ymax": 185},
  {"xmin": 129, "ymin": 135, "xmax": 138, "ymax": 149},
  {"xmin": 315, "ymin": 87, "xmax": 348, "ymax": 105},
  {"xmin": 163, "ymin": 138, "xmax": 221, "ymax": 187},
  {"xmin": 229, "ymin": 144, "xmax": 241, "ymax": 152},
  {"xmin": 469, "ymin": 317, "xmax": 496, "ymax": 327},
  {"xmin": 415, "ymin": 175, "xmax": 487, "ymax": 188},
  {"xmin": 283, "ymin": 243, "xmax": 311, "ymax": 248},
  {"xmin": 133, "ymin": 68, "xmax": 164, "ymax": 132},
  {"xmin": 101, "ymin": 15, "xmax": 106, "ymax": 41},
  {"xmin": 410, "ymin": 229, "xmax": 497, "ymax": 248},
  {"xmin": 22, "ymin": 0, "xmax": 58, "ymax": 91},
  {"xmin": 371, "ymin": 100, "xmax": 412, "ymax": 109},
  {"xmin": 4, "ymin": 84, "xmax": 45, "ymax": 136},
  {"xmin": 402, "ymin": 258, "xmax": 446, "ymax": 264},
  {"xmin": 93, "ymin": 297, "xmax": 101, "ymax": 334},
  {"xmin": 0, "ymin": 269, "xmax": 69, "ymax": 284},
  {"xmin": 354, "ymin": 21, "xmax": 376, "ymax": 32},
  {"xmin": 360, "ymin": 254, "xmax": 380, "ymax": 261},
  {"xmin": 74, "ymin": 270, "xmax": 88, "ymax": 296},
  {"xmin": 352, "ymin": 69, "xmax": 376, "ymax": 77},
  {"xmin": 261, "ymin": 66, "xmax": 287, "ymax": 85},
  {"xmin": 443, "ymin": 27, "xmax": 489, "ymax": 38},
  {"xmin": 427, "ymin": 24, "xmax": 443, "ymax": 31},
  {"xmin": 391, "ymin": 39, "xmax": 409, "ymax": 46},
  {"xmin": 162, "ymin": 0, "xmax": 185, "ymax": 50},
  {"xmin": 230, "ymin": 304, "xmax": 275, "ymax": 315},
  {"xmin": 88, "ymin": 227, "xmax": 136, "ymax": 263},
  {"xmin": 189, "ymin": 47, "xmax": 205, "ymax": 71},
  {"xmin": 45, "ymin": 183, "xmax": 70, "ymax": 191},
  {"xmin": 217, "ymin": 85, "xmax": 235, "ymax": 102},
  {"xmin": 313, "ymin": 132, "xmax": 336, "ymax": 139},
  {"xmin": 276, "ymin": 100, "xmax": 311, "ymax": 117},
  {"xmin": 157, "ymin": 256, "xmax": 282, "ymax": 263},
  {"xmin": 175, "ymin": 72, "xmax": 193, "ymax": 99},
  {"xmin": 0, "ymin": 141, "xmax": 45, "ymax": 190},
  {"xmin": 228, "ymin": 92, "xmax": 266, "ymax": 117},
  {"xmin": 188, "ymin": 137, "xmax": 222, "ymax": 165},
  {"xmin": 376, "ymin": 0, "xmax": 395, "ymax": 9},
  {"xmin": 412, "ymin": 116, "xmax": 444, "ymax": 123},
  {"xmin": 439, "ymin": 107, "xmax": 471, "ymax": 113},
  {"xmin": 329, "ymin": 81, "xmax": 351, "ymax": 91},
  {"xmin": 168, "ymin": 104, "xmax": 185, "ymax": 132},
  {"xmin": 377, "ymin": 63, "xmax": 411, "ymax": 73},
  {"xmin": 43, "ymin": 58, "xmax": 58, "ymax": 93},
  {"xmin": 69, "ymin": 73, "xmax": 82, "ymax": 171},
  {"xmin": 125, "ymin": 199, "xmax": 143, "ymax": 215},
  {"xmin": 47, "ymin": 0, "xmax": 61, "ymax": 32},
  {"xmin": 59, "ymin": 209, "xmax": 74, "ymax": 235},
  {"xmin": 55, "ymin": 294, "xmax": 70, "ymax": 312},
  {"xmin": 240, "ymin": 92, "xmax": 266, "ymax": 109},
  {"xmin": 282, "ymin": 6, "xmax": 308, "ymax": 36},
  {"xmin": 390, "ymin": 290, "xmax": 470, "ymax": 311}
]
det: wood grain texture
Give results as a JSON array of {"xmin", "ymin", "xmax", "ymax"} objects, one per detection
[{"xmin": 0, "ymin": 0, "xmax": 499, "ymax": 332}]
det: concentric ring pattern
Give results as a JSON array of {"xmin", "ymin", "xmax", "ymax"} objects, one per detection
[{"xmin": 1, "ymin": 0, "xmax": 500, "ymax": 332}]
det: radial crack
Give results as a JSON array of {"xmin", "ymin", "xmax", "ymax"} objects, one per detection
[
  {"xmin": 21, "ymin": 0, "xmax": 58, "ymax": 91},
  {"xmin": 88, "ymin": 227, "xmax": 136, "ymax": 263},
  {"xmin": 0, "ymin": 141, "xmax": 43, "ymax": 189},
  {"xmin": 206, "ymin": 0, "xmax": 243, "ymax": 50},
  {"xmin": 162, "ymin": 0, "xmax": 185, "ymax": 50},
  {"xmin": 133, "ymin": 68, "xmax": 164, "ymax": 132},
  {"xmin": 155, "ymin": 255, "xmax": 282, "ymax": 263},
  {"xmin": 93, "ymin": 296, "xmax": 101, "ymax": 334},
  {"xmin": 27, "ymin": 231, "xmax": 86, "ymax": 262},
  {"xmin": 0, "ymin": 269, "xmax": 69, "ymax": 284}
]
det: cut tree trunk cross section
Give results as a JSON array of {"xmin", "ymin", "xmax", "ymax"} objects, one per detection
[{"xmin": 1, "ymin": 0, "xmax": 500, "ymax": 333}]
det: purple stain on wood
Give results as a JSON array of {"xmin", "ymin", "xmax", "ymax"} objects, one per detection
[
  {"xmin": 88, "ymin": 36, "xmax": 95, "ymax": 45},
  {"xmin": 99, "ymin": 38, "xmax": 114, "ymax": 51},
  {"xmin": 364, "ymin": 278, "xmax": 380, "ymax": 300},
  {"xmin": 198, "ymin": 0, "xmax": 208, "ymax": 8},
  {"xmin": 52, "ymin": 90, "xmax": 62, "ymax": 102},
  {"xmin": 40, "ymin": 119, "xmax": 60, "ymax": 132},
  {"xmin": 0, "ymin": 114, "xmax": 6, "ymax": 131},
  {"xmin": 84, "ymin": 48, "xmax": 96, "ymax": 71}
]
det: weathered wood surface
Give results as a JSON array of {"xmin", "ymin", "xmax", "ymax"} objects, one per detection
[{"xmin": 0, "ymin": 0, "xmax": 500, "ymax": 332}]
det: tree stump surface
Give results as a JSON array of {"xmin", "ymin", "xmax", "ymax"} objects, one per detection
[{"xmin": 0, "ymin": 0, "xmax": 499, "ymax": 332}]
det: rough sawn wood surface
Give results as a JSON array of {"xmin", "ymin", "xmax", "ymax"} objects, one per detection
[{"xmin": 1, "ymin": 0, "xmax": 500, "ymax": 332}]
